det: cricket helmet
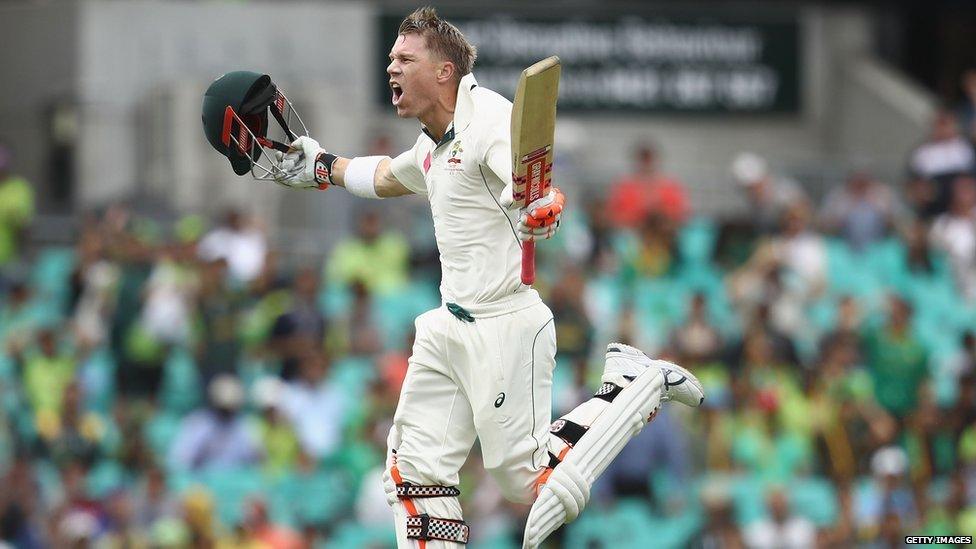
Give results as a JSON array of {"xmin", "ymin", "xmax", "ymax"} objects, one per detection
[{"xmin": 201, "ymin": 71, "xmax": 308, "ymax": 178}]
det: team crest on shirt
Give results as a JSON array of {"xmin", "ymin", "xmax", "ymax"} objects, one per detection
[{"xmin": 446, "ymin": 140, "xmax": 463, "ymax": 173}]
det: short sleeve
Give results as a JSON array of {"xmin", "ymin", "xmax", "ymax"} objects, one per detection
[
  {"xmin": 389, "ymin": 137, "xmax": 428, "ymax": 196},
  {"xmin": 483, "ymin": 117, "xmax": 513, "ymax": 188}
]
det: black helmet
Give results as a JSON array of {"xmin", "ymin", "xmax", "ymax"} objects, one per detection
[{"xmin": 201, "ymin": 71, "xmax": 307, "ymax": 178}]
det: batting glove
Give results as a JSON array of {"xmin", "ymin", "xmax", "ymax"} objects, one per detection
[
  {"xmin": 500, "ymin": 185, "xmax": 565, "ymax": 241},
  {"xmin": 273, "ymin": 136, "xmax": 335, "ymax": 190}
]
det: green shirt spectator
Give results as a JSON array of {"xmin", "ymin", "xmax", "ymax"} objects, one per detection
[
  {"xmin": 327, "ymin": 210, "xmax": 409, "ymax": 296},
  {"xmin": 0, "ymin": 146, "xmax": 34, "ymax": 265},
  {"xmin": 23, "ymin": 330, "xmax": 75, "ymax": 417},
  {"xmin": 862, "ymin": 296, "xmax": 929, "ymax": 418}
]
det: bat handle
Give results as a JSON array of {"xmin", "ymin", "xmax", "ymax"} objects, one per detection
[{"xmin": 521, "ymin": 242, "xmax": 536, "ymax": 285}]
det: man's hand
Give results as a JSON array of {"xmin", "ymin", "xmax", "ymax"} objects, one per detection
[
  {"xmin": 500, "ymin": 185, "xmax": 565, "ymax": 241},
  {"xmin": 273, "ymin": 136, "xmax": 335, "ymax": 190}
]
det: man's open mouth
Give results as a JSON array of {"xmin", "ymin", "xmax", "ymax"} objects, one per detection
[{"xmin": 391, "ymin": 81, "xmax": 404, "ymax": 106}]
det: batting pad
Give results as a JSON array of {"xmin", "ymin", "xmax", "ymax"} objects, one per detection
[{"xmin": 522, "ymin": 366, "xmax": 664, "ymax": 548}]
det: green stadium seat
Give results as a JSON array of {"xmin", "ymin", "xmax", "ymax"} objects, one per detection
[
  {"xmin": 199, "ymin": 466, "xmax": 265, "ymax": 526},
  {"xmin": 564, "ymin": 498, "xmax": 662, "ymax": 549},
  {"xmin": 789, "ymin": 477, "xmax": 839, "ymax": 526},
  {"xmin": 160, "ymin": 346, "xmax": 202, "ymax": 415},
  {"xmin": 79, "ymin": 346, "xmax": 117, "ymax": 414},
  {"xmin": 319, "ymin": 284, "xmax": 351, "ymax": 318},
  {"xmin": 29, "ymin": 247, "xmax": 76, "ymax": 303},
  {"xmin": 86, "ymin": 459, "xmax": 126, "ymax": 498},
  {"xmin": 269, "ymin": 469, "xmax": 352, "ymax": 526},
  {"xmin": 144, "ymin": 412, "xmax": 182, "ymax": 459}
]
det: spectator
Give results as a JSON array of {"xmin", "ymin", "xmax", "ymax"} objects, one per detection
[
  {"xmin": 70, "ymin": 227, "xmax": 119, "ymax": 348},
  {"xmin": 670, "ymin": 293, "xmax": 723, "ymax": 365},
  {"xmin": 731, "ymin": 152, "xmax": 806, "ymax": 236},
  {"xmin": 620, "ymin": 214, "xmax": 679, "ymax": 281},
  {"xmin": 182, "ymin": 488, "xmax": 219, "ymax": 548},
  {"xmin": 579, "ymin": 193, "xmax": 618, "ymax": 274},
  {"xmin": 38, "ymin": 381, "xmax": 114, "ymax": 467},
  {"xmin": 549, "ymin": 264, "xmax": 594, "ymax": 364},
  {"xmin": 819, "ymin": 170, "xmax": 900, "ymax": 251},
  {"xmin": 279, "ymin": 351, "xmax": 346, "ymax": 460},
  {"xmin": 196, "ymin": 258, "xmax": 244, "ymax": 384},
  {"xmin": 169, "ymin": 375, "xmax": 262, "ymax": 471},
  {"xmin": 903, "ymin": 218, "xmax": 940, "ymax": 277},
  {"xmin": 240, "ymin": 499, "xmax": 302, "ymax": 549},
  {"xmin": 50, "ymin": 461, "xmax": 104, "ymax": 541},
  {"xmin": 250, "ymin": 376, "xmax": 301, "ymax": 477},
  {"xmin": 819, "ymin": 295, "xmax": 864, "ymax": 355},
  {"xmin": 131, "ymin": 466, "xmax": 180, "ymax": 531},
  {"xmin": 809, "ymin": 336, "xmax": 895, "ymax": 483},
  {"xmin": 744, "ymin": 486, "xmax": 817, "ymax": 549},
  {"xmin": 594, "ymin": 407, "xmax": 691, "ymax": 508},
  {"xmin": 330, "ymin": 280, "xmax": 382, "ymax": 357},
  {"xmin": 607, "ymin": 142, "xmax": 690, "ymax": 228},
  {"xmin": 731, "ymin": 202, "xmax": 825, "ymax": 344},
  {"xmin": 771, "ymin": 201, "xmax": 827, "ymax": 296},
  {"xmin": 908, "ymin": 110, "xmax": 976, "ymax": 216},
  {"xmin": 694, "ymin": 483, "xmax": 745, "ymax": 549},
  {"xmin": 0, "ymin": 145, "xmax": 35, "ymax": 268},
  {"xmin": 957, "ymin": 69, "xmax": 976, "ymax": 142},
  {"xmin": 855, "ymin": 446, "xmax": 918, "ymax": 539},
  {"xmin": 138, "ymin": 242, "xmax": 199, "ymax": 347},
  {"xmin": 97, "ymin": 490, "xmax": 148, "ymax": 548},
  {"xmin": 197, "ymin": 209, "xmax": 268, "ymax": 286},
  {"xmin": 22, "ymin": 327, "xmax": 75, "ymax": 420},
  {"xmin": 0, "ymin": 282, "xmax": 48, "ymax": 355},
  {"xmin": 861, "ymin": 296, "xmax": 929, "ymax": 420},
  {"xmin": 327, "ymin": 209, "xmax": 409, "ymax": 296},
  {"xmin": 929, "ymin": 175, "xmax": 976, "ymax": 300},
  {"xmin": 269, "ymin": 267, "xmax": 326, "ymax": 381},
  {"xmin": 0, "ymin": 457, "xmax": 45, "ymax": 547},
  {"xmin": 947, "ymin": 332, "xmax": 976, "ymax": 396},
  {"xmin": 728, "ymin": 257, "xmax": 806, "ymax": 359}
]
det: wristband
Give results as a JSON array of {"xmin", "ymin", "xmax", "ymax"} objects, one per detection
[
  {"xmin": 313, "ymin": 152, "xmax": 339, "ymax": 189},
  {"xmin": 345, "ymin": 155, "xmax": 386, "ymax": 199}
]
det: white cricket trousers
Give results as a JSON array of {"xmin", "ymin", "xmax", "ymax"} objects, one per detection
[{"xmin": 386, "ymin": 293, "xmax": 556, "ymax": 547}]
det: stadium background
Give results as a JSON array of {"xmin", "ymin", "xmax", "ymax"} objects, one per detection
[{"xmin": 1, "ymin": 0, "xmax": 976, "ymax": 546}]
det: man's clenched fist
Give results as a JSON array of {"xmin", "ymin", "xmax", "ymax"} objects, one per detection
[{"xmin": 274, "ymin": 136, "xmax": 334, "ymax": 190}]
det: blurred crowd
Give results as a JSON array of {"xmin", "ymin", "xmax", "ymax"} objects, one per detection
[{"xmin": 2, "ymin": 91, "xmax": 976, "ymax": 548}]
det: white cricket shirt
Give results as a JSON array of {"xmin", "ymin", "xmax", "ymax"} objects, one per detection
[{"xmin": 390, "ymin": 73, "xmax": 539, "ymax": 313}]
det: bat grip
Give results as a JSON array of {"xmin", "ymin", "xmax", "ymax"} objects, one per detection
[{"xmin": 521, "ymin": 242, "xmax": 536, "ymax": 285}]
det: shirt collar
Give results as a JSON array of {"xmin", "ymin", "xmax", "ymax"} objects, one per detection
[{"xmin": 421, "ymin": 73, "xmax": 478, "ymax": 148}]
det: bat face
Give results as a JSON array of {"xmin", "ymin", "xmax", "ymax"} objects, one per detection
[{"xmin": 511, "ymin": 56, "xmax": 561, "ymax": 210}]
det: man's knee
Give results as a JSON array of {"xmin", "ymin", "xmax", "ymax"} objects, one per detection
[{"xmin": 486, "ymin": 462, "xmax": 545, "ymax": 505}]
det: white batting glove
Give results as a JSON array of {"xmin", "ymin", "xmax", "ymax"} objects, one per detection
[
  {"xmin": 499, "ymin": 185, "xmax": 565, "ymax": 241},
  {"xmin": 273, "ymin": 136, "xmax": 334, "ymax": 190}
]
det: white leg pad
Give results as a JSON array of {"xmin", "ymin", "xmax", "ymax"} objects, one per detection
[{"xmin": 522, "ymin": 367, "xmax": 663, "ymax": 549}]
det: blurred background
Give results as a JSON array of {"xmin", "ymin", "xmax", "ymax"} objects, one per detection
[{"xmin": 2, "ymin": 0, "xmax": 976, "ymax": 547}]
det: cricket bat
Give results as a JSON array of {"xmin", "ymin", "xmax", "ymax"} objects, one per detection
[{"xmin": 511, "ymin": 56, "xmax": 561, "ymax": 285}]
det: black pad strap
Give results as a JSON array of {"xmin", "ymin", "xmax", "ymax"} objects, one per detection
[
  {"xmin": 397, "ymin": 483, "xmax": 461, "ymax": 499},
  {"xmin": 406, "ymin": 514, "xmax": 470, "ymax": 544},
  {"xmin": 549, "ymin": 418, "xmax": 588, "ymax": 446},
  {"xmin": 594, "ymin": 382, "xmax": 623, "ymax": 403}
]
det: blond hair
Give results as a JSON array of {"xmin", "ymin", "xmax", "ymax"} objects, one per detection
[{"xmin": 398, "ymin": 6, "xmax": 477, "ymax": 78}]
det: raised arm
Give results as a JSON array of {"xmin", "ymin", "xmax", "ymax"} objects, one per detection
[
  {"xmin": 329, "ymin": 157, "xmax": 414, "ymax": 198},
  {"xmin": 274, "ymin": 136, "xmax": 421, "ymax": 199}
]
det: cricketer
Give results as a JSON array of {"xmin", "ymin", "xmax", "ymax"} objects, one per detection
[{"xmin": 271, "ymin": 7, "xmax": 705, "ymax": 548}]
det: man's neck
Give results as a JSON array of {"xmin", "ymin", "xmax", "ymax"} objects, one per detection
[{"xmin": 419, "ymin": 86, "xmax": 458, "ymax": 143}]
